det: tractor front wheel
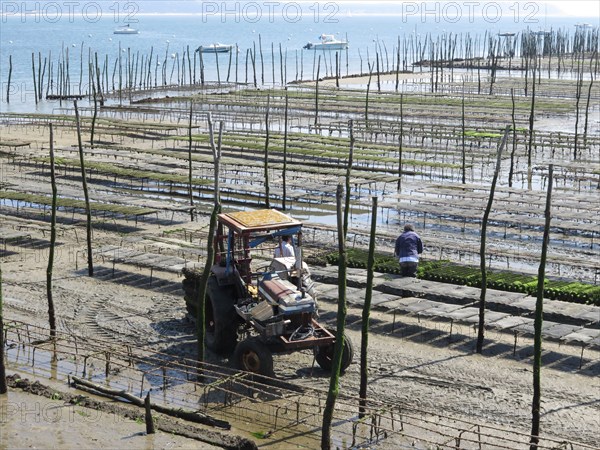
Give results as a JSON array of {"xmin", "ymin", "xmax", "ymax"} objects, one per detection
[
  {"xmin": 314, "ymin": 330, "xmax": 354, "ymax": 373},
  {"xmin": 232, "ymin": 337, "xmax": 275, "ymax": 378}
]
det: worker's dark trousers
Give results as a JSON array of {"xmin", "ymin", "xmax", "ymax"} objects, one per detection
[{"xmin": 400, "ymin": 262, "xmax": 418, "ymax": 277}]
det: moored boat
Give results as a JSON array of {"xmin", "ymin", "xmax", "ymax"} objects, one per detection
[
  {"xmin": 197, "ymin": 43, "xmax": 235, "ymax": 53},
  {"xmin": 114, "ymin": 24, "xmax": 138, "ymax": 35},
  {"xmin": 303, "ymin": 34, "xmax": 348, "ymax": 50}
]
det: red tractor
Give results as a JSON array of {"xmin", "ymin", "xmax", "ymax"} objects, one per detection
[{"xmin": 183, "ymin": 209, "xmax": 353, "ymax": 378}]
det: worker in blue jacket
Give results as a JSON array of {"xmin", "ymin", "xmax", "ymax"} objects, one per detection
[{"xmin": 394, "ymin": 224, "xmax": 423, "ymax": 277}]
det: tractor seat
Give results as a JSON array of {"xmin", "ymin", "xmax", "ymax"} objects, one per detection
[
  {"xmin": 259, "ymin": 278, "xmax": 297, "ymax": 306},
  {"xmin": 258, "ymin": 276, "xmax": 316, "ymax": 315}
]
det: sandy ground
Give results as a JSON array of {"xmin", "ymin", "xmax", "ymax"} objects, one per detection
[
  {"xmin": 0, "ymin": 208, "xmax": 598, "ymax": 448},
  {"xmin": 0, "ymin": 387, "xmax": 216, "ymax": 450},
  {"xmin": 0, "ymin": 87, "xmax": 598, "ymax": 447}
]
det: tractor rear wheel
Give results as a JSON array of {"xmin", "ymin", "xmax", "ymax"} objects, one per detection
[
  {"xmin": 232, "ymin": 337, "xmax": 275, "ymax": 378},
  {"xmin": 314, "ymin": 330, "xmax": 354, "ymax": 373},
  {"xmin": 205, "ymin": 277, "xmax": 238, "ymax": 356}
]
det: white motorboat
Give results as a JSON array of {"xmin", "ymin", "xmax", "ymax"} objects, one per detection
[
  {"xmin": 114, "ymin": 24, "xmax": 138, "ymax": 35},
  {"xmin": 303, "ymin": 34, "xmax": 348, "ymax": 50},
  {"xmin": 197, "ymin": 43, "xmax": 235, "ymax": 54}
]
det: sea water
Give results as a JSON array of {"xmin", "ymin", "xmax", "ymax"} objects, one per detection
[{"xmin": 0, "ymin": 1, "xmax": 594, "ymax": 113}]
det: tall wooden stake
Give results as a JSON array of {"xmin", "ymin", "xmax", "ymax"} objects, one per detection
[
  {"xmin": 527, "ymin": 56, "xmax": 537, "ymax": 190},
  {"xmin": 263, "ymin": 95, "xmax": 271, "ymax": 208},
  {"xmin": 509, "ymin": 88, "xmax": 517, "ymax": 187},
  {"xmin": 365, "ymin": 64, "xmax": 373, "ymax": 124},
  {"xmin": 74, "ymin": 100, "xmax": 94, "ymax": 276},
  {"xmin": 188, "ymin": 102, "xmax": 195, "ymax": 221},
  {"xmin": 145, "ymin": 393, "xmax": 155, "ymax": 434},
  {"xmin": 196, "ymin": 115, "xmax": 223, "ymax": 377},
  {"xmin": 90, "ymin": 73, "xmax": 98, "ymax": 148},
  {"xmin": 282, "ymin": 88, "xmax": 289, "ymax": 210},
  {"xmin": 397, "ymin": 92, "xmax": 404, "ymax": 191},
  {"xmin": 530, "ymin": 164, "xmax": 554, "ymax": 449},
  {"xmin": 321, "ymin": 184, "xmax": 348, "ymax": 450},
  {"xmin": 0, "ymin": 260, "xmax": 6, "ymax": 394},
  {"xmin": 31, "ymin": 52, "xmax": 38, "ymax": 104},
  {"xmin": 47, "ymin": 124, "xmax": 58, "ymax": 338},
  {"xmin": 359, "ymin": 196, "xmax": 377, "ymax": 418},
  {"xmin": 476, "ymin": 126, "xmax": 510, "ymax": 353},
  {"xmin": 6, "ymin": 55, "xmax": 12, "ymax": 103},
  {"xmin": 461, "ymin": 81, "xmax": 466, "ymax": 184},
  {"xmin": 314, "ymin": 56, "xmax": 321, "ymax": 128},
  {"xmin": 343, "ymin": 120, "xmax": 354, "ymax": 238}
]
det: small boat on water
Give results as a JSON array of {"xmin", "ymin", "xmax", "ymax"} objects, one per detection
[
  {"xmin": 114, "ymin": 24, "xmax": 139, "ymax": 35},
  {"xmin": 303, "ymin": 34, "xmax": 348, "ymax": 50},
  {"xmin": 197, "ymin": 43, "xmax": 235, "ymax": 54}
]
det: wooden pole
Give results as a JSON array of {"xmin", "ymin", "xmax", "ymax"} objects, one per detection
[
  {"xmin": 215, "ymin": 49, "xmax": 221, "ymax": 86},
  {"xmin": 188, "ymin": 102, "xmax": 195, "ymax": 221},
  {"xmin": 509, "ymin": 88, "xmax": 517, "ymax": 187},
  {"xmin": 582, "ymin": 52, "xmax": 598, "ymax": 147},
  {"xmin": 461, "ymin": 81, "xmax": 466, "ymax": 184},
  {"xmin": 529, "ymin": 164, "xmax": 554, "ymax": 449},
  {"xmin": 321, "ymin": 184, "xmax": 349, "ymax": 450},
  {"xmin": 335, "ymin": 51, "xmax": 339, "ymax": 88},
  {"xmin": 573, "ymin": 54, "xmax": 584, "ymax": 160},
  {"xmin": 31, "ymin": 52, "xmax": 38, "ymax": 104},
  {"xmin": 397, "ymin": 92, "xmax": 403, "ymax": 192},
  {"xmin": 244, "ymin": 48, "xmax": 249, "ymax": 84},
  {"xmin": 343, "ymin": 120, "xmax": 354, "ymax": 238},
  {"xmin": 145, "ymin": 393, "xmax": 155, "ymax": 434},
  {"xmin": 376, "ymin": 51, "xmax": 381, "ymax": 93},
  {"xmin": 476, "ymin": 126, "xmax": 510, "ymax": 353},
  {"xmin": 279, "ymin": 43, "xmax": 284, "ymax": 86},
  {"xmin": 90, "ymin": 73, "xmax": 98, "ymax": 148},
  {"xmin": 74, "ymin": 100, "xmax": 94, "ymax": 277},
  {"xmin": 195, "ymin": 115, "xmax": 223, "ymax": 378},
  {"xmin": 6, "ymin": 55, "xmax": 12, "ymax": 103},
  {"xmin": 259, "ymin": 35, "xmax": 264, "ymax": 85},
  {"xmin": 0, "ymin": 257, "xmax": 6, "ymax": 394},
  {"xmin": 365, "ymin": 63, "xmax": 373, "ymax": 124},
  {"xmin": 314, "ymin": 56, "xmax": 321, "ymax": 128},
  {"xmin": 527, "ymin": 55, "xmax": 537, "ymax": 190},
  {"xmin": 282, "ymin": 88, "xmax": 289, "ymax": 210},
  {"xmin": 47, "ymin": 124, "xmax": 58, "ymax": 338},
  {"xmin": 271, "ymin": 42, "xmax": 276, "ymax": 85},
  {"xmin": 263, "ymin": 95, "xmax": 271, "ymax": 208},
  {"xmin": 235, "ymin": 44, "xmax": 239, "ymax": 84},
  {"xmin": 226, "ymin": 44, "xmax": 233, "ymax": 82},
  {"xmin": 358, "ymin": 196, "xmax": 377, "ymax": 418},
  {"xmin": 186, "ymin": 45, "xmax": 192, "ymax": 86},
  {"xmin": 71, "ymin": 376, "xmax": 229, "ymax": 429},
  {"xmin": 94, "ymin": 52, "xmax": 104, "ymax": 106},
  {"xmin": 251, "ymin": 45, "xmax": 257, "ymax": 87}
]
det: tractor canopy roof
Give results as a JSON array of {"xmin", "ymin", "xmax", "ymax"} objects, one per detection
[{"xmin": 218, "ymin": 209, "xmax": 302, "ymax": 235}]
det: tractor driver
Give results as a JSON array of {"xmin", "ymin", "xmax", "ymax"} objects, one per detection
[{"xmin": 274, "ymin": 235, "xmax": 295, "ymax": 258}]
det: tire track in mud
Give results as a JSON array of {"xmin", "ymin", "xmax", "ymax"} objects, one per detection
[{"xmin": 70, "ymin": 285, "xmax": 193, "ymax": 351}]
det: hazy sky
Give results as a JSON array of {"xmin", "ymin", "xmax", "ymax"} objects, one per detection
[
  {"xmin": 336, "ymin": 1, "xmax": 599, "ymax": 17},
  {"xmin": 3, "ymin": 1, "xmax": 598, "ymax": 18}
]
